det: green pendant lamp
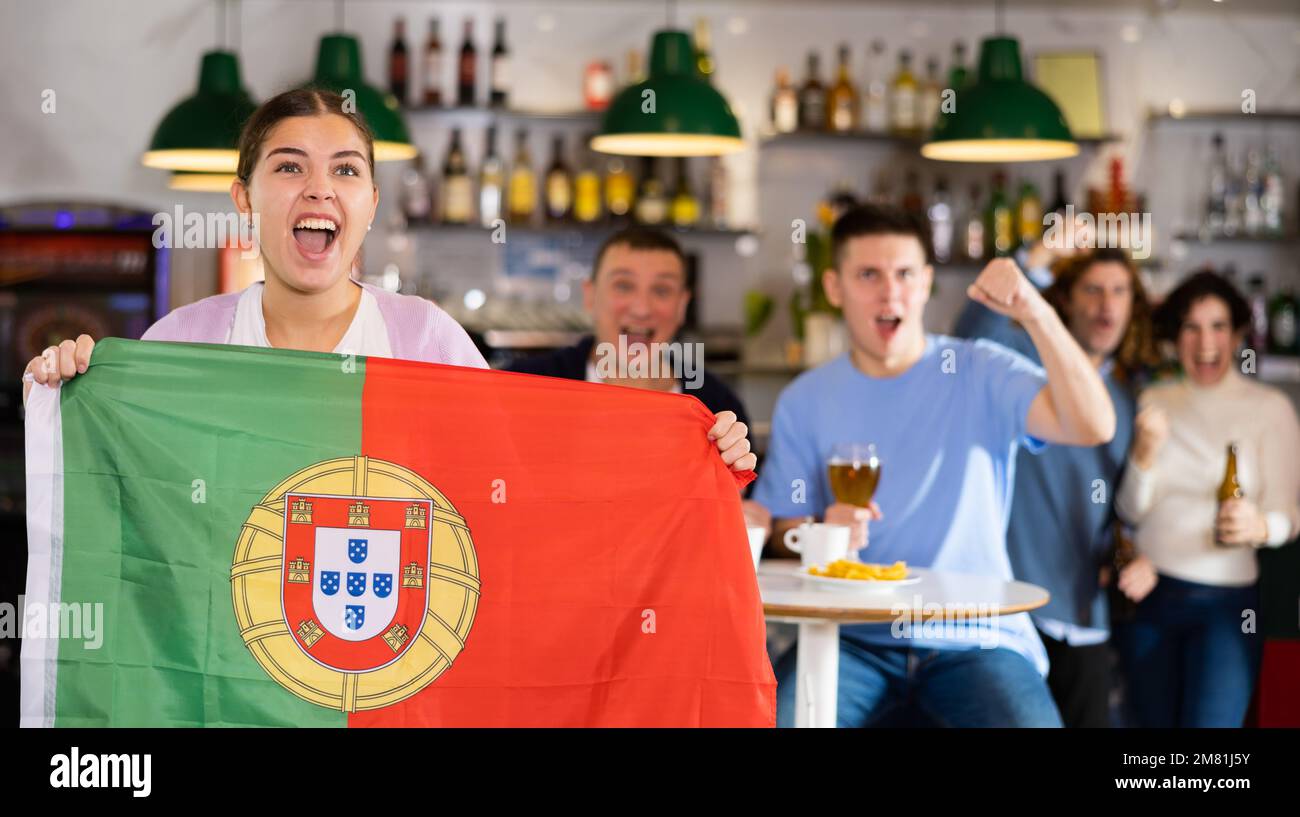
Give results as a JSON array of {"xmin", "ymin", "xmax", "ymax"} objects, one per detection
[
  {"xmin": 591, "ymin": 29, "xmax": 743, "ymax": 157},
  {"xmin": 922, "ymin": 2, "xmax": 1077, "ymax": 162},
  {"xmin": 142, "ymin": 50, "xmax": 258, "ymax": 173},
  {"xmin": 142, "ymin": 2, "xmax": 257, "ymax": 174},
  {"xmin": 306, "ymin": 33, "xmax": 417, "ymax": 162}
]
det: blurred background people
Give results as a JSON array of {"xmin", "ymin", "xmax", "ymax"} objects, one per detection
[
  {"xmin": 1115, "ymin": 271, "xmax": 1300, "ymax": 727},
  {"xmin": 964, "ymin": 247, "xmax": 1156, "ymax": 727}
]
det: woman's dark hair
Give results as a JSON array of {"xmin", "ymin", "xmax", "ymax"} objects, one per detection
[
  {"xmin": 235, "ymin": 87, "xmax": 375, "ymax": 185},
  {"xmin": 1043, "ymin": 248, "xmax": 1159, "ymax": 384},
  {"xmin": 1151, "ymin": 270, "xmax": 1252, "ymax": 342}
]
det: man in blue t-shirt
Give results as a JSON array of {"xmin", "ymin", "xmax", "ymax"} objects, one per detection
[
  {"xmin": 959, "ymin": 248, "xmax": 1149, "ymax": 728},
  {"xmin": 753, "ymin": 205, "xmax": 1117, "ymax": 727}
]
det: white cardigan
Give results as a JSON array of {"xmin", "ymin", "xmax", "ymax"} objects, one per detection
[{"xmin": 1116, "ymin": 370, "xmax": 1300, "ymax": 587}]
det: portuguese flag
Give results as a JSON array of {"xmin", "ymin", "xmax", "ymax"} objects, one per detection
[{"xmin": 23, "ymin": 339, "xmax": 774, "ymax": 727}]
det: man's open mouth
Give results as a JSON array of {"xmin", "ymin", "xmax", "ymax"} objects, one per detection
[
  {"xmin": 621, "ymin": 326, "xmax": 655, "ymax": 348},
  {"xmin": 875, "ymin": 314, "xmax": 902, "ymax": 338}
]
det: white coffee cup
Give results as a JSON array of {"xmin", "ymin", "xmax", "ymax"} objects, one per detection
[
  {"xmin": 746, "ymin": 526, "xmax": 766, "ymax": 570},
  {"xmin": 783, "ymin": 523, "xmax": 850, "ymax": 567}
]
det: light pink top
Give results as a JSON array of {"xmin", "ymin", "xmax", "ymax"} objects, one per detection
[{"xmin": 141, "ymin": 282, "xmax": 488, "ymax": 368}]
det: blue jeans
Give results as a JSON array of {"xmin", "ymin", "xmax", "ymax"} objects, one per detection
[
  {"xmin": 1116, "ymin": 573, "xmax": 1260, "ymax": 728},
  {"xmin": 774, "ymin": 634, "xmax": 1062, "ymax": 727}
]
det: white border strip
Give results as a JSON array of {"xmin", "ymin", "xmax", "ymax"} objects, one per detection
[{"xmin": 21, "ymin": 384, "xmax": 63, "ymax": 728}]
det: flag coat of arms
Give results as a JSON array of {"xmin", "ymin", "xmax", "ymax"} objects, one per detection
[{"xmin": 23, "ymin": 339, "xmax": 775, "ymax": 727}]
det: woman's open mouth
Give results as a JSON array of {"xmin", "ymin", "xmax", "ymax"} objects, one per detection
[{"xmin": 292, "ymin": 216, "xmax": 339, "ymax": 259}]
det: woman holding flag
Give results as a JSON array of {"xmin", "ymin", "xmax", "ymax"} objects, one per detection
[{"xmin": 23, "ymin": 88, "xmax": 755, "ymax": 474}]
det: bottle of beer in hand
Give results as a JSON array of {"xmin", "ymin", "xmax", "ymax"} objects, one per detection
[
  {"xmin": 1109, "ymin": 519, "xmax": 1138, "ymax": 622},
  {"xmin": 1215, "ymin": 442, "xmax": 1244, "ymax": 546}
]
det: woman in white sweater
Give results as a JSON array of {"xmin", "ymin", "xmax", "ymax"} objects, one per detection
[{"xmin": 1115, "ymin": 271, "xmax": 1300, "ymax": 727}]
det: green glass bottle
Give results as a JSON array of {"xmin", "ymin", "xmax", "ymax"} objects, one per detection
[{"xmin": 985, "ymin": 172, "xmax": 1014, "ymax": 258}]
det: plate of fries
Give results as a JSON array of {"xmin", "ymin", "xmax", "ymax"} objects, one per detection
[{"xmin": 801, "ymin": 559, "xmax": 920, "ymax": 591}]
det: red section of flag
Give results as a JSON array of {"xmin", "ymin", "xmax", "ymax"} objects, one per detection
[{"xmin": 350, "ymin": 359, "xmax": 774, "ymax": 727}]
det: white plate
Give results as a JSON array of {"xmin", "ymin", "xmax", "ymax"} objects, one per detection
[{"xmin": 800, "ymin": 566, "xmax": 922, "ymax": 592}]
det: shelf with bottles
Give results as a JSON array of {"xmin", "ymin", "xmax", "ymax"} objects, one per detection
[
  {"xmin": 765, "ymin": 38, "xmax": 1121, "ymax": 153},
  {"xmin": 387, "ymin": 11, "xmax": 634, "ymax": 128},
  {"xmin": 796, "ymin": 165, "xmax": 1080, "ymax": 274},
  {"xmin": 1180, "ymin": 129, "xmax": 1292, "ymax": 246},
  {"xmin": 401, "ymin": 128, "xmax": 744, "ymax": 237}
]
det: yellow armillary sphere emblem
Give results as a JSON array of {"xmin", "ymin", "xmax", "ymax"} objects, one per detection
[{"xmin": 231, "ymin": 456, "xmax": 480, "ymax": 712}]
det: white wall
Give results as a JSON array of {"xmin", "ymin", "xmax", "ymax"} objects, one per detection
[{"xmin": 3, "ymin": 0, "xmax": 1299, "ymax": 327}]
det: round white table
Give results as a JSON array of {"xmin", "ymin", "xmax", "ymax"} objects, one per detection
[{"xmin": 758, "ymin": 560, "xmax": 1050, "ymax": 728}]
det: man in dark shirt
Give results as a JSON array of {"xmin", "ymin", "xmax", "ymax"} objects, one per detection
[
  {"xmin": 507, "ymin": 227, "xmax": 749, "ymax": 427},
  {"xmin": 508, "ymin": 228, "xmax": 768, "ymax": 534}
]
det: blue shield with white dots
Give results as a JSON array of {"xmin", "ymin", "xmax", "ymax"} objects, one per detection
[
  {"xmin": 310, "ymin": 523, "xmax": 402, "ymax": 642},
  {"xmin": 348, "ymin": 538, "xmax": 368, "ymax": 564},
  {"xmin": 344, "ymin": 605, "xmax": 365, "ymax": 631}
]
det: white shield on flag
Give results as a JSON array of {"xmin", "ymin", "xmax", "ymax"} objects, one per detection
[{"xmin": 311, "ymin": 526, "xmax": 401, "ymax": 641}]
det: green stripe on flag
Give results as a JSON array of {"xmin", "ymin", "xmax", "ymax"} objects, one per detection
[{"xmin": 53, "ymin": 339, "xmax": 363, "ymax": 726}]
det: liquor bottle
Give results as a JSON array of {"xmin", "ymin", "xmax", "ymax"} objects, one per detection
[
  {"xmin": 670, "ymin": 158, "xmax": 701, "ymax": 228},
  {"xmin": 919, "ymin": 55, "xmax": 942, "ymax": 133},
  {"xmin": 947, "ymin": 41, "xmax": 969, "ymax": 93},
  {"xmin": 543, "ymin": 135, "xmax": 572, "ymax": 223},
  {"xmin": 1261, "ymin": 147, "xmax": 1285, "ymax": 235},
  {"xmin": 1215, "ymin": 443, "xmax": 1245, "ymax": 546},
  {"xmin": 1243, "ymin": 149, "xmax": 1264, "ymax": 235},
  {"xmin": 441, "ymin": 128, "xmax": 473, "ymax": 225},
  {"xmin": 1247, "ymin": 275, "xmax": 1269, "ymax": 353},
  {"xmin": 583, "ymin": 61, "xmax": 614, "ymax": 111},
  {"xmin": 634, "ymin": 158, "xmax": 667, "ymax": 226},
  {"xmin": 421, "ymin": 18, "xmax": 442, "ymax": 106},
  {"xmin": 862, "ymin": 40, "xmax": 889, "ymax": 134},
  {"xmin": 573, "ymin": 137, "xmax": 603, "ymax": 225},
  {"xmin": 694, "ymin": 18, "xmax": 714, "ymax": 81},
  {"xmin": 928, "ymin": 177, "xmax": 953, "ymax": 265},
  {"xmin": 964, "ymin": 183, "xmax": 985, "ymax": 262},
  {"xmin": 1224, "ymin": 149, "xmax": 1245, "ymax": 237},
  {"xmin": 889, "ymin": 50, "xmax": 919, "ymax": 138},
  {"xmin": 400, "ymin": 155, "xmax": 432, "ymax": 224},
  {"xmin": 797, "ymin": 52, "xmax": 826, "ymax": 132},
  {"xmin": 1109, "ymin": 520, "xmax": 1138, "ymax": 622},
  {"xmin": 1017, "ymin": 180, "xmax": 1043, "ymax": 247},
  {"xmin": 478, "ymin": 126, "xmax": 504, "ymax": 227},
  {"xmin": 388, "ymin": 18, "xmax": 409, "ymax": 106},
  {"xmin": 1048, "ymin": 169, "xmax": 1069, "ymax": 219},
  {"xmin": 457, "ymin": 18, "xmax": 476, "ymax": 106},
  {"xmin": 507, "ymin": 129, "xmax": 536, "ymax": 225},
  {"xmin": 985, "ymin": 173, "xmax": 1013, "ymax": 258},
  {"xmin": 625, "ymin": 49, "xmax": 644, "ymax": 85},
  {"xmin": 489, "ymin": 18, "xmax": 509, "ymax": 107},
  {"xmin": 827, "ymin": 44, "xmax": 858, "ymax": 132},
  {"xmin": 770, "ymin": 68, "xmax": 798, "ymax": 134},
  {"xmin": 604, "ymin": 157, "xmax": 635, "ymax": 222},
  {"xmin": 1206, "ymin": 132, "xmax": 1228, "ymax": 236},
  {"xmin": 708, "ymin": 157, "xmax": 728, "ymax": 229},
  {"xmin": 901, "ymin": 170, "xmax": 924, "ymax": 222},
  {"xmin": 1268, "ymin": 287, "xmax": 1300, "ymax": 355}
]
